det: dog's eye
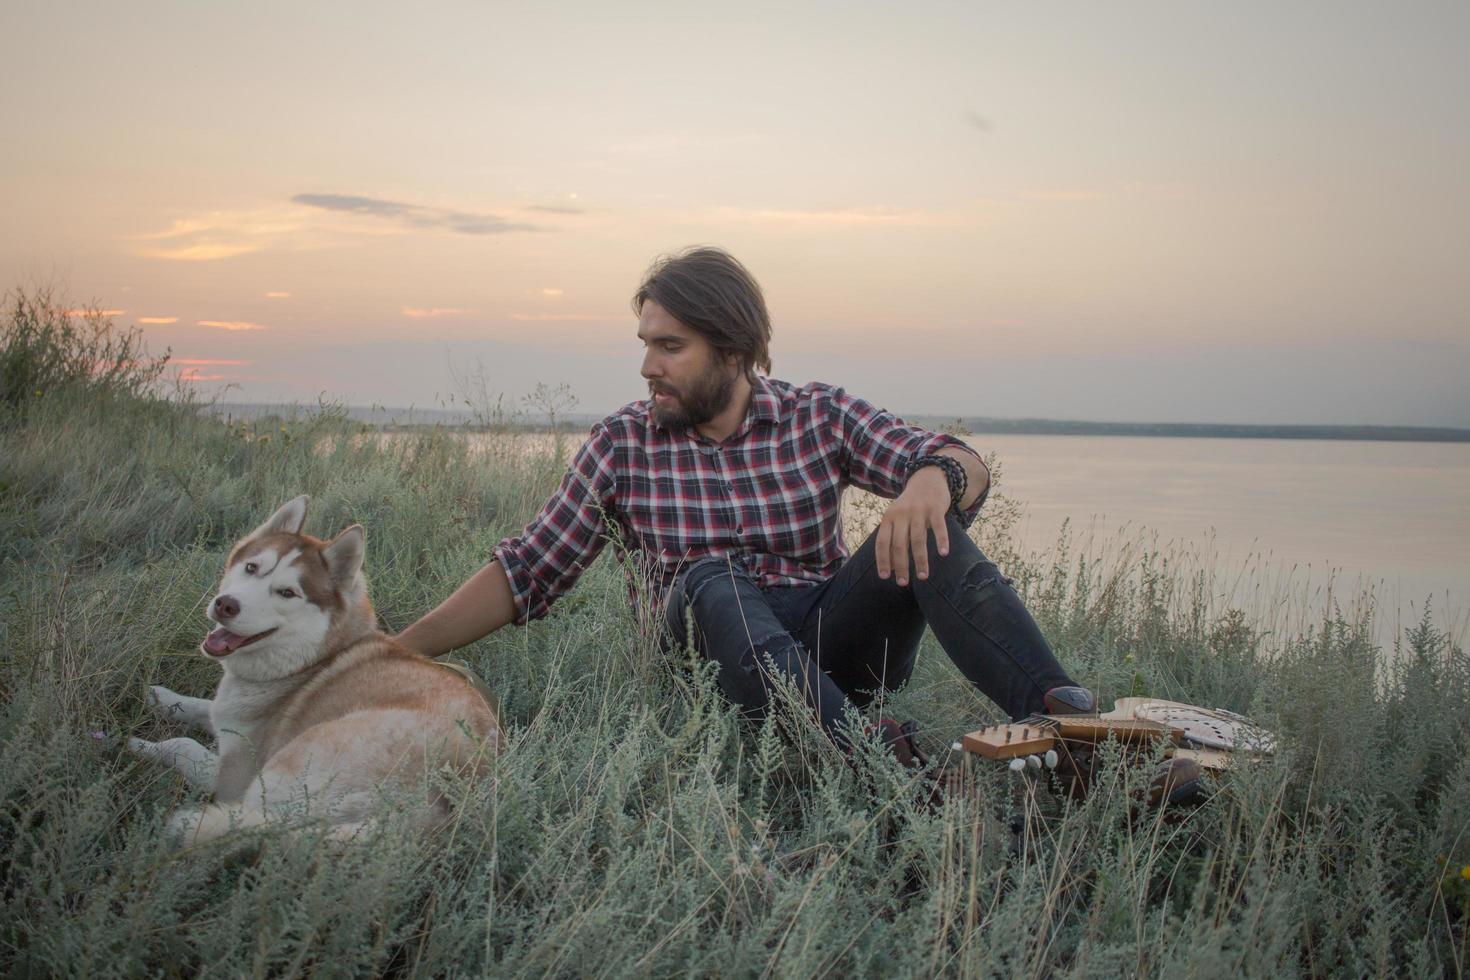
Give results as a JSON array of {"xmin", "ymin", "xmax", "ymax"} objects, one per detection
[
  {"xmin": 244, "ymin": 562, "xmax": 259, "ymax": 574},
  {"xmin": 276, "ymin": 588, "xmax": 298, "ymax": 599}
]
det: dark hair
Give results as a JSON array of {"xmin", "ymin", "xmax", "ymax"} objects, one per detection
[{"xmin": 632, "ymin": 247, "xmax": 772, "ymax": 376}]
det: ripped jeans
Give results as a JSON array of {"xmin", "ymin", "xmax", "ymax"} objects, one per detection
[{"xmin": 662, "ymin": 514, "xmax": 1075, "ymax": 749}]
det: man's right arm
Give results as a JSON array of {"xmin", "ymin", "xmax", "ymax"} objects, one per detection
[{"xmin": 395, "ymin": 560, "xmax": 516, "ymax": 658}]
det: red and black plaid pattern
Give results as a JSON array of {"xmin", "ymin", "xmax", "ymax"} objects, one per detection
[{"xmin": 494, "ymin": 377, "xmax": 981, "ymax": 624}]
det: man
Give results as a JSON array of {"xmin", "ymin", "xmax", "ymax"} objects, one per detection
[{"xmin": 398, "ymin": 247, "xmax": 1091, "ymax": 767}]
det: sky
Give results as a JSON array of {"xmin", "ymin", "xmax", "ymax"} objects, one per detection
[{"xmin": 3, "ymin": 1, "xmax": 1467, "ymax": 426}]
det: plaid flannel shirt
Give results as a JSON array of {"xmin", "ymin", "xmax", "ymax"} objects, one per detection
[{"xmin": 493, "ymin": 376, "xmax": 983, "ymax": 624}]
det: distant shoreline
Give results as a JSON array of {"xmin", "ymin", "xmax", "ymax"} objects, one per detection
[
  {"xmin": 910, "ymin": 416, "xmax": 1470, "ymax": 444},
  {"xmin": 206, "ymin": 402, "xmax": 1470, "ymax": 444}
]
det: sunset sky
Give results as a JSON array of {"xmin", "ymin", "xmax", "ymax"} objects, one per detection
[{"xmin": 3, "ymin": 1, "xmax": 1466, "ymax": 425}]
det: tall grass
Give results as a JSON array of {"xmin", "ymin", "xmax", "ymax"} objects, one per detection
[{"xmin": 1, "ymin": 297, "xmax": 1466, "ymax": 977}]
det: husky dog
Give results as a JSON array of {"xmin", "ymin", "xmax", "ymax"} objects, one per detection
[{"xmin": 129, "ymin": 496, "xmax": 501, "ymax": 843}]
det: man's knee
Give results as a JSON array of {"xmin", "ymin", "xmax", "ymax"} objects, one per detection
[{"xmin": 923, "ymin": 516, "xmax": 1009, "ymax": 591}]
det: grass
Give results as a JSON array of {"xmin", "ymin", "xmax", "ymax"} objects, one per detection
[{"xmin": 1, "ymin": 293, "xmax": 1467, "ymax": 978}]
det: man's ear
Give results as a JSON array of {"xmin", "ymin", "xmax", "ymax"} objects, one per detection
[
  {"xmin": 249, "ymin": 495, "xmax": 309, "ymax": 539},
  {"xmin": 322, "ymin": 525, "xmax": 365, "ymax": 586}
]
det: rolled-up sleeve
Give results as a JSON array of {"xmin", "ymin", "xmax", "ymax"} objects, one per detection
[
  {"xmin": 493, "ymin": 425, "xmax": 619, "ymax": 624},
  {"xmin": 826, "ymin": 387, "xmax": 985, "ymax": 525}
]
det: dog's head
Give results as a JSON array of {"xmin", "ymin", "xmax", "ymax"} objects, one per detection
[{"xmin": 203, "ymin": 496, "xmax": 375, "ymax": 681}]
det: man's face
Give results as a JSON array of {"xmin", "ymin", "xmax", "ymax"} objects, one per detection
[{"xmin": 638, "ymin": 300, "xmax": 739, "ymax": 430}]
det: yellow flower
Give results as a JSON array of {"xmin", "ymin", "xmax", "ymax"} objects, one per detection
[{"xmin": 1460, "ymin": 865, "xmax": 1470, "ymax": 881}]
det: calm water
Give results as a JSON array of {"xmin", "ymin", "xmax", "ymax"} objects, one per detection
[{"xmin": 967, "ymin": 434, "xmax": 1469, "ymax": 639}]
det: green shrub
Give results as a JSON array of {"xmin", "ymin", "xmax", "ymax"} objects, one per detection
[{"xmin": 0, "ymin": 290, "xmax": 168, "ymax": 418}]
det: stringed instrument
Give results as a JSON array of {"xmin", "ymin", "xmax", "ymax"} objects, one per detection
[{"xmin": 960, "ymin": 698, "xmax": 1274, "ymax": 771}]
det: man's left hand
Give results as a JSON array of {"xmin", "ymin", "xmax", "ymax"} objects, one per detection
[{"xmin": 875, "ymin": 467, "xmax": 951, "ymax": 586}]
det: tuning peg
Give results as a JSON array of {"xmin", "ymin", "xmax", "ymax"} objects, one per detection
[
  {"xmin": 1008, "ymin": 758, "xmax": 1026, "ymax": 773},
  {"xmin": 1044, "ymin": 750, "xmax": 1058, "ymax": 769},
  {"xmin": 1026, "ymin": 755, "xmax": 1042, "ymax": 770}
]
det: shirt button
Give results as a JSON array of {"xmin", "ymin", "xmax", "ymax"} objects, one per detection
[{"xmin": 736, "ymin": 527, "xmax": 744, "ymax": 535}]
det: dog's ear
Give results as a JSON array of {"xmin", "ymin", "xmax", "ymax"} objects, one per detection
[
  {"xmin": 250, "ymin": 495, "xmax": 310, "ymax": 539},
  {"xmin": 322, "ymin": 524, "xmax": 365, "ymax": 586}
]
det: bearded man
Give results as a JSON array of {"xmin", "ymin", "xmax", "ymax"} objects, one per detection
[{"xmin": 398, "ymin": 247, "xmax": 1092, "ymax": 767}]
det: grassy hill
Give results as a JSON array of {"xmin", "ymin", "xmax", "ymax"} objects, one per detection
[{"xmin": 2, "ymin": 295, "xmax": 1467, "ymax": 977}]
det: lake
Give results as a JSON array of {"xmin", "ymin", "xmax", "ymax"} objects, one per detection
[{"xmin": 965, "ymin": 434, "xmax": 1469, "ymax": 641}]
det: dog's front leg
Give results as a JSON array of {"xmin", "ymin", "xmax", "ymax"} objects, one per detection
[
  {"xmin": 128, "ymin": 736, "xmax": 220, "ymax": 789},
  {"xmin": 147, "ymin": 685, "xmax": 216, "ymax": 735}
]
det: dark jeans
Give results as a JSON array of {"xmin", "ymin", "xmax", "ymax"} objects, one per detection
[{"xmin": 662, "ymin": 514, "xmax": 1075, "ymax": 749}]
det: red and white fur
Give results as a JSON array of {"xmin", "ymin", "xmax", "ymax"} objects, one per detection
[{"xmin": 129, "ymin": 496, "xmax": 501, "ymax": 843}]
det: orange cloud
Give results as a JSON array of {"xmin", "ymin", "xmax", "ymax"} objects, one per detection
[
  {"xmin": 541, "ymin": 287, "xmax": 564, "ymax": 296},
  {"xmin": 138, "ymin": 243, "xmax": 261, "ymax": 262},
  {"xmin": 172, "ymin": 358, "xmax": 250, "ymax": 366},
  {"xmin": 177, "ymin": 370, "xmax": 228, "ymax": 382},
  {"xmin": 402, "ymin": 306, "xmax": 471, "ymax": 318},
  {"xmin": 265, "ymin": 291, "xmax": 291, "ymax": 298},
  {"xmin": 66, "ymin": 309, "xmax": 126, "ymax": 317},
  {"xmin": 137, "ymin": 316, "xmax": 178, "ymax": 324},
  {"xmin": 197, "ymin": 320, "xmax": 269, "ymax": 331},
  {"xmin": 129, "ymin": 219, "xmax": 212, "ymax": 241}
]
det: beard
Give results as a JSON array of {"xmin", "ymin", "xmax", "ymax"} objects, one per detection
[{"xmin": 649, "ymin": 357, "xmax": 738, "ymax": 431}]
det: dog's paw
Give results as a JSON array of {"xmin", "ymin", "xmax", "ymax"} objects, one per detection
[{"xmin": 147, "ymin": 685, "xmax": 185, "ymax": 716}]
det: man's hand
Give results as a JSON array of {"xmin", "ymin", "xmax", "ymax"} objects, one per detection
[{"xmin": 875, "ymin": 466, "xmax": 952, "ymax": 586}]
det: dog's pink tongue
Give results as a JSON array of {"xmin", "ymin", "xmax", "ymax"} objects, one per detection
[{"xmin": 204, "ymin": 628, "xmax": 246, "ymax": 656}]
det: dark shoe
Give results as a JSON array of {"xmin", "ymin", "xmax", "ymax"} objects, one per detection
[
  {"xmin": 1144, "ymin": 757, "xmax": 1207, "ymax": 808},
  {"xmin": 869, "ymin": 718, "xmax": 928, "ymax": 770},
  {"xmin": 1043, "ymin": 686, "xmax": 1097, "ymax": 716},
  {"xmin": 1051, "ymin": 741, "xmax": 1097, "ymax": 801}
]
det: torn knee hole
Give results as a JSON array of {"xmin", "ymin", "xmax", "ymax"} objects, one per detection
[{"xmin": 960, "ymin": 560, "xmax": 1007, "ymax": 591}]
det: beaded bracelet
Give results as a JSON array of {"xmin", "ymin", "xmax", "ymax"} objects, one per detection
[{"xmin": 905, "ymin": 453, "xmax": 968, "ymax": 515}]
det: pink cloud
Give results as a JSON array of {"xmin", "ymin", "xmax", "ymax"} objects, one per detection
[{"xmin": 137, "ymin": 316, "xmax": 178, "ymax": 324}]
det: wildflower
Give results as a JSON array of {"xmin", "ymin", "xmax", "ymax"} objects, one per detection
[
  {"xmin": 1461, "ymin": 865, "xmax": 1470, "ymax": 882},
  {"xmin": 90, "ymin": 730, "xmax": 107, "ymax": 741}
]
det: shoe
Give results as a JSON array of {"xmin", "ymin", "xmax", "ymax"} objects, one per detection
[
  {"xmin": 1051, "ymin": 741, "xmax": 1097, "ymax": 801},
  {"xmin": 869, "ymin": 718, "xmax": 928, "ymax": 770},
  {"xmin": 1043, "ymin": 686, "xmax": 1097, "ymax": 715},
  {"xmin": 1144, "ymin": 756, "xmax": 1207, "ymax": 808}
]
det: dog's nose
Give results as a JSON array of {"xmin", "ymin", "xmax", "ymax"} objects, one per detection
[{"xmin": 214, "ymin": 594, "xmax": 240, "ymax": 620}]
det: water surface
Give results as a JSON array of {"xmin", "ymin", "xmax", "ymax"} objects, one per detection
[{"xmin": 967, "ymin": 434, "xmax": 1469, "ymax": 638}]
